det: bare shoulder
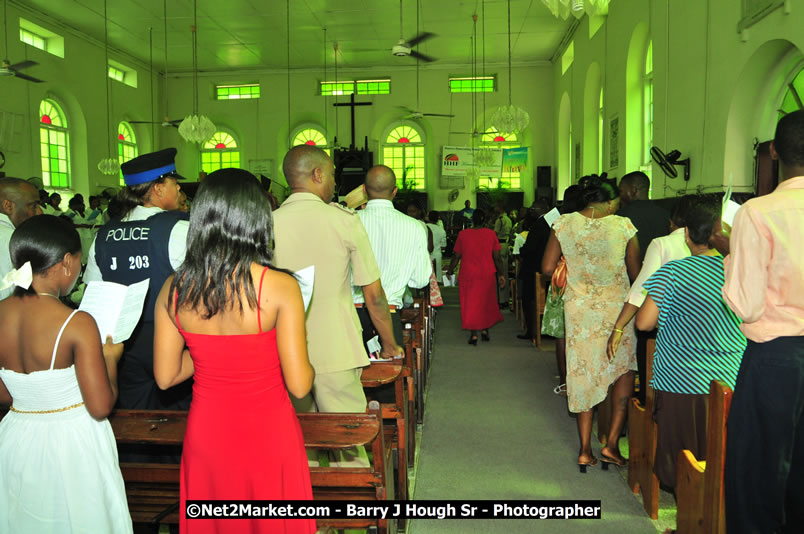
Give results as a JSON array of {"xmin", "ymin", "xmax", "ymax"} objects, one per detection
[
  {"xmin": 262, "ymin": 268, "xmax": 301, "ymax": 295},
  {"xmin": 70, "ymin": 310, "xmax": 101, "ymax": 332}
]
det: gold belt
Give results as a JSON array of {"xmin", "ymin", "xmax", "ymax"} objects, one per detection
[{"xmin": 9, "ymin": 401, "xmax": 85, "ymax": 414}]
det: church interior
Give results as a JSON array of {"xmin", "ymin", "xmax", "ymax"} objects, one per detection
[{"xmin": 1, "ymin": 0, "xmax": 802, "ymax": 532}]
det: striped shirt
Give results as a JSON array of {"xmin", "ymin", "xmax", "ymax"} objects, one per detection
[
  {"xmin": 352, "ymin": 199, "xmax": 431, "ymax": 307},
  {"xmin": 643, "ymin": 254, "xmax": 746, "ymax": 395}
]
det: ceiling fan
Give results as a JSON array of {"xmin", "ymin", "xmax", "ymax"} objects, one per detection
[
  {"xmin": 0, "ymin": 59, "xmax": 43, "ymax": 83},
  {"xmin": 398, "ymin": 106, "xmax": 454, "ymax": 119},
  {"xmin": 129, "ymin": 118, "xmax": 180, "ymax": 129},
  {"xmin": 357, "ymin": 0, "xmax": 437, "ymax": 62},
  {"xmin": 1, "ymin": 0, "xmax": 44, "ymax": 83},
  {"xmin": 400, "ymin": 0, "xmax": 452, "ymax": 120}
]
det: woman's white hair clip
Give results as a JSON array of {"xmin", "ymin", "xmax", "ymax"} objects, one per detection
[{"xmin": 0, "ymin": 261, "xmax": 33, "ymax": 291}]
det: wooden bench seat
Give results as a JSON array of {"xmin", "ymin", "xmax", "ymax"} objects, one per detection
[
  {"xmin": 675, "ymin": 380, "xmax": 733, "ymax": 534},
  {"xmin": 361, "ymin": 362, "xmax": 410, "ymax": 513},
  {"xmin": 627, "ymin": 338, "xmax": 659, "ymax": 519},
  {"xmin": 109, "ymin": 402, "xmax": 391, "ymax": 533}
]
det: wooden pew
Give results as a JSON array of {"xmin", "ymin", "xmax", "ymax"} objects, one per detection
[
  {"xmin": 108, "ymin": 403, "xmax": 391, "ymax": 533},
  {"xmin": 675, "ymin": 380, "xmax": 733, "ymax": 534},
  {"xmin": 361, "ymin": 361, "xmax": 410, "ymax": 529},
  {"xmin": 401, "ymin": 305, "xmax": 426, "ymax": 427},
  {"xmin": 627, "ymin": 338, "xmax": 660, "ymax": 519}
]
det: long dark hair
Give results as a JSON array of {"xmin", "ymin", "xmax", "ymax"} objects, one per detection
[
  {"xmin": 169, "ymin": 168, "xmax": 279, "ymax": 318},
  {"xmin": 9, "ymin": 215, "xmax": 81, "ymax": 296}
]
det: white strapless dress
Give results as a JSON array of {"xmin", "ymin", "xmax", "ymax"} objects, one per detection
[{"xmin": 0, "ymin": 310, "xmax": 132, "ymax": 533}]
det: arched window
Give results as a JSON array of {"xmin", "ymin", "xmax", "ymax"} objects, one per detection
[
  {"xmin": 598, "ymin": 89, "xmax": 604, "ymax": 172},
  {"xmin": 478, "ymin": 127, "xmax": 520, "ymax": 189},
  {"xmin": 39, "ymin": 98, "xmax": 70, "ymax": 188},
  {"xmin": 291, "ymin": 126, "xmax": 330, "ymax": 156},
  {"xmin": 201, "ymin": 131, "xmax": 240, "ymax": 173},
  {"xmin": 118, "ymin": 122, "xmax": 138, "ymax": 186},
  {"xmin": 779, "ymin": 67, "xmax": 804, "ymax": 119},
  {"xmin": 381, "ymin": 123, "xmax": 425, "ymax": 190},
  {"xmin": 642, "ymin": 40, "xmax": 654, "ymax": 187}
]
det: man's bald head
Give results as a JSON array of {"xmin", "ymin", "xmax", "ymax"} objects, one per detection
[
  {"xmin": 283, "ymin": 145, "xmax": 332, "ymax": 187},
  {"xmin": 620, "ymin": 171, "xmax": 651, "ymax": 202},
  {"xmin": 364, "ymin": 165, "xmax": 397, "ymax": 200},
  {"xmin": 0, "ymin": 177, "xmax": 42, "ymax": 227}
]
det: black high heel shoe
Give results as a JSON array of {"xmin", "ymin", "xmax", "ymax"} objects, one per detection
[
  {"xmin": 468, "ymin": 336, "xmax": 478, "ymax": 345},
  {"xmin": 481, "ymin": 331, "xmax": 490, "ymax": 342},
  {"xmin": 578, "ymin": 456, "xmax": 598, "ymax": 473}
]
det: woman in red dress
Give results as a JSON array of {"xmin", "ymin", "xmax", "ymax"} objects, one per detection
[
  {"xmin": 447, "ymin": 209, "xmax": 506, "ymax": 344},
  {"xmin": 153, "ymin": 168, "xmax": 316, "ymax": 533}
]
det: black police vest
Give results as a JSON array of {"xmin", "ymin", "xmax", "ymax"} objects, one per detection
[{"xmin": 95, "ymin": 210, "xmax": 189, "ymax": 323}]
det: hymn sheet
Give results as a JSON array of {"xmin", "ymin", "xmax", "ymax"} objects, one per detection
[{"xmin": 79, "ymin": 279, "xmax": 150, "ymax": 343}]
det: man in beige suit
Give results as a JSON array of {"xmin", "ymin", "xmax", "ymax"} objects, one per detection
[{"xmin": 273, "ymin": 145, "xmax": 402, "ymax": 466}]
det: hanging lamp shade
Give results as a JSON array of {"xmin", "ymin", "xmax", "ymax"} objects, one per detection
[
  {"xmin": 489, "ymin": 0, "xmax": 530, "ymax": 136},
  {"xmin": 97, "ymin": 157, "xmax": 119, "ymax": 175},
  {"xmin": 178, "ymin": 114, "xmax": 216, "ymax": 145},
  {"xmin": 489, "ymin": 104, "xmax": 530, "ymax": 136},
  {"xmin": 541, "ymin": 0, "xmax": 609, "ymax": 19},
  {"xmin": 178, "ymin": 7, "xmax": 216, "ymax": 145}
]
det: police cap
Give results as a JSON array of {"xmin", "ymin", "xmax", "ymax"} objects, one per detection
[{"xmin": 121, "ymin": 148, "xmax": 184, "ymax": 187}]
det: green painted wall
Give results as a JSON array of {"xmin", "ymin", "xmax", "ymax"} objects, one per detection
[
  {"xmin": 0, "ymin": 3, "xmax": 160, "ymax": 197},
  {"xmin": 164, "ymin": 64, "xmax": 554, "ymax": 210},
  {"xmin": 554, "ymin": 0, "xmax": 804, "ymax": 199}
]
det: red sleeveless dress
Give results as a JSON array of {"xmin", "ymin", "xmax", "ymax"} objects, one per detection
[{"xmin": 177, "ymin": 268, "xmax": 316, "ymax": 533}]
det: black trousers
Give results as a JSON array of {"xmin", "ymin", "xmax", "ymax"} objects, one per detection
[
  {"xmin": 355, "ymin": 306, "xmax": 404, "ymax": 404},
  {"xmin": 725, "ymin": 336, "xmax": 804, "ymax": 534},
  {"xmin": 635, "ymin": 328, "xmax": 657, "ymax": 406}
]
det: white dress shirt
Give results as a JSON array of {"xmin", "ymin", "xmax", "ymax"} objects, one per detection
[
  {"xmin": 626, "ymin": 227, "xmax": 690, "ymax": 306},
  {"xmin": 353, "ymin": 199, "xmax": 431, "ymax": 307},
  {"xmin": 0, "ymin": 214, "xmax": 15, "ymax": 300},
  {"xmin": 84, "ymin": 205, "xmax": 188, "ymax": 282}
]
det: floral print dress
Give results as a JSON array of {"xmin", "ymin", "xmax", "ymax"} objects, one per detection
[{"xmin": 553, "ymin": 212, "xmax": 638, "ymax": 413}]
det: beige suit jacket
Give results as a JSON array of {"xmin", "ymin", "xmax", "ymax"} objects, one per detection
[{"xmin": 273, "ymin": 192, "xmax": 379, "ymax": 373}]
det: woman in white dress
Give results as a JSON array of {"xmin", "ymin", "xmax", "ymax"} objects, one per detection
[{"xmin": 0, "ymin": 214, "xmax": 132, "ymax": 533}]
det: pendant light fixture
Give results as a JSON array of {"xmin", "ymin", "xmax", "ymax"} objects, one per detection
[
  {"xmin": 177, "ymin": 0, "xmax": 215, "ymax": 145},
  {"xmin": 541, "ymin": 0, "xmax": 610, "ymax": 20},
  {"xmin": 489, "ymin": 0, "xmax": 530, "ymax": 136},
  {"xmin": 97, "ymin": 0, "xmax": 119, "ymax": 175}
]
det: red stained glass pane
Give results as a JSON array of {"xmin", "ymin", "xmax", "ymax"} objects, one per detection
[
  {"xmin": 118, "ymin": 134, "xmax": 125, "ymax": 140},
  {"xmin": 494, "ymin": 136, "xmax": 505, "ymax": 142},
  {"xmin": 215, "ymin": 143, "xmax": 226, "ymax": 149},
  {"xmin": 398, "ymin": 137, "xmax": 410, "ymax": 143},
  {"xmin": 305, "ymin": 140, "xmax": 316, "ymax": 145},
  {"xmin": 41, "ymin": 115, "xmax": 52, "ymax": 125}
]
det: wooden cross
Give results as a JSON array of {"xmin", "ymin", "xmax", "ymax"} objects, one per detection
[{"xmin": 333, "ymin": 93, "xmax": 372, "ymax": 150}]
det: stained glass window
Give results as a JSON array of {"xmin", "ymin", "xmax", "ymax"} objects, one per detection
[
  {"xmin": 201, "ymin": 131, "xmax": 240, "ymax": 173},
  {"xmin": 39, "ymin": 99, "xmax": 70, "ymax": 188},
  {"xmin": 448, "ymin": 77, "xmax": 494, "ymax": 93},
  {"xmin": 216, "ymin": 84, "xmax": 260, "ymax": 100},
  {"xmin": 382, "ymin": 124, "xmax": 425, "ymax": 190},
  {"xmin": 118, "ymin": 122, "xmax": 138, "ymax": 186},
  {"xmin": 108, "ymin": 66, "xmax": 125, "ymax": 83},
  {"xmin": 478, "ymin": 128, "xmax": 520, "ymax": 189},
  {"xmin": 292, "ymin": 127, "xmax": 330, "ymax": 156},
  {"xmin": 20, "ymin": 28, "xmax": 46, "ymax": 51},
  {"xmin": 321, "ymin": 79, "xmax": 391, "ymax": 96},
  {"xmin": 356, "ymin": 79, "xmax": 391, "ymax": 95},
  {"xmin": 778, "ymin": 67, "xmax": 804, "ymax": 120},
  {"xmin": 642, "ymin": 40, "xmax": 654, "ymax": 186},
  {"xmin": 599, "ymin": 89, "xmax": 605, "ymax": 172},
  {"xmin": 320, "ymin": 81, "xmax": 355, "ymax": 96}
]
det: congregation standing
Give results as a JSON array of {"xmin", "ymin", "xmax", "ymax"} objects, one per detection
[{"xmin": 0, "ymin": 109, "xmax": 802, "ymax": 534}]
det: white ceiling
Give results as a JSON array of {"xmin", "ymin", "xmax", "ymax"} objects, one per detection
[{"xmin": 14, "ymin": 0, "xmax": 571, "ymax": 72}]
